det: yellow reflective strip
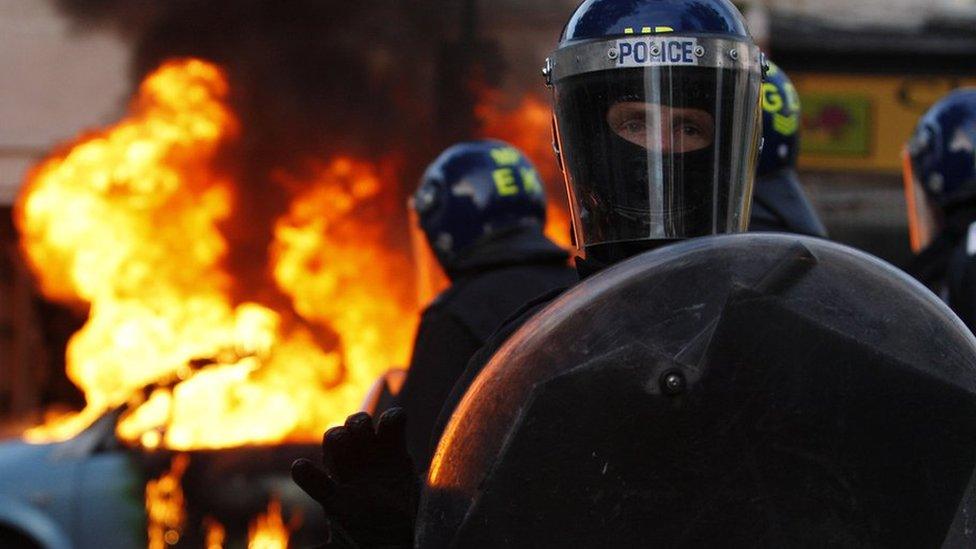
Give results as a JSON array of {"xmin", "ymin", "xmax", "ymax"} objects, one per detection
[
  {"xmin": 489, "ymin": 147, "xmax": 521, "ymax": 166},
  {"xmin": 493, "ymin": 168, "xmax": 519, "ymax": 196},
  {"xmin": 624, "ymin": 27, "xmax": 635, "ymax": 34},
  {"xmin": 655, "ymin": 26, "xmax": 675, "ymax": 33},
  {"xmin": 761, "ymin": 82, "xmax": 784, "ymax": 114},
  {"xmin": 773, "ymin": 113, "xmax": 799, "ymax": 136}
]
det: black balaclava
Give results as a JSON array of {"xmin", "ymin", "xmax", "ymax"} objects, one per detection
[{"xmin": 557, "ymin": 68, "xmax": 740, "ymax": 270}]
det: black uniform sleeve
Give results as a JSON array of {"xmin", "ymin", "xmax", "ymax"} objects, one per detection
[{"xmin": 395, "ymin": 307, "xmax": 482, "ymax": 471}]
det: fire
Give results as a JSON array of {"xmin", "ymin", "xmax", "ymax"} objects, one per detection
[
  {"xmin": 271, "ymin": 157, "xmax": 417, "ymax": 400},
  {"xmin": 15, "ymin": 58, "xmax": 417, "ymax": 450},
  {"xmin": 475, "ymin": 89, "xmax": 573, "ymax": 248},
  {"xmin": 205, "ymin": 518, "xmax": 226, "ymax": 549},
  {"xmin": 14, "ymin": 55, "xmax": 565, "ymax": 454},
  {"xmin": 149, "ymin": 462, "xmax": 293, "ymax": 548},
  {"xmin": 247, "ymin": 499, "xmax": 291, "ymax": 549},
  {"xmin": 146, "ymin": 454, "xmax": 190, "ymax": 548}
]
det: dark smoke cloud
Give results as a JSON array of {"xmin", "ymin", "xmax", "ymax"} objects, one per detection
[{"xmin": 53, "ymin": 0, "xmax": 455, "ymax": 158}]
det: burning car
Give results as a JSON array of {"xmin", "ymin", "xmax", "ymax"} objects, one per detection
[
  {"xmin": 3, "ymin": 57, "xmax": 425, "ymax": 549},
  {"xmin": 0, "ymin": 404, "xmax": 326, "ymax": 548},
  {"xmin": 13, "ymin": 56, "xmax": 421, "ymax": 449},
  {"xmin": 0, "ymin": 409, "xmax": 141, "ymax": 549},
  {"xmin": 2, "ymin": 35, "xmax": 559, "ymax": 545}
]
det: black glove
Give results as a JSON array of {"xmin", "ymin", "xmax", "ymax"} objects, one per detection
[{"xmin": 292, "ymin": 408, "xmax": 419, "ymax": 548}]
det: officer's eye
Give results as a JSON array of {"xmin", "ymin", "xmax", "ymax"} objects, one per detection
[
  {"xmin": 671, "ymin": 113, "xmax": 715, "ymax": 152},
  {"xmin": 620, "ymin": 117, "xmax": 646, "ymax": 135},
  {"xmin": 607, "ymin": 102, "xmax": 650, "ymax": 142}
]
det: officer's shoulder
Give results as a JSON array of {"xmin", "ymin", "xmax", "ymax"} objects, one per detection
[
  {"xmin": 421, "ymin": 271, "xmax": 513, "ymax": 318},
  {"xmin": 423, "ymin": 276, "xmax": 482, "ymax": 314},
  {"xmin": 468, "ymin": 262, "xmax": 574, "ymax": 288},
  {"xmin": 425, "ymin": 286, "xmax": 460, "ymax": 312}
]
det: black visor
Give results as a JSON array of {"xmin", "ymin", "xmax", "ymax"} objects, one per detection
[{"xmin": 549, "ymin": 35, "xmax": 762, "ymax": 253}]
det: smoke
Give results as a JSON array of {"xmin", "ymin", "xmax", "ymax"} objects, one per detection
[{"xmin": 53, "ymin": 0, "xmax": 454, "ymax": 157}]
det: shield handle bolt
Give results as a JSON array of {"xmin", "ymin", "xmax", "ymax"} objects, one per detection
[{"xmin": 660, "ymin": 370, "xmax": 687, "ymax": 396}]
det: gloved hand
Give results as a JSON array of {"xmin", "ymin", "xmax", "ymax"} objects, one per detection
[{"xmin": 292, "ymin": 408, "xmax": 419, "ymax": 549}]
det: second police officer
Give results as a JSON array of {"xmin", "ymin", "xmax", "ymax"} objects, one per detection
[
  {"xmin": 749, "ymin": 61, "xmax": 828, "ymax": 237},
  {"xmin": 903, "ymin": 89, "xmax": 976, "ymax": 331},
  {"xmin": 395, "ymin": 140, "xmax": 576, "ymax": 471}
]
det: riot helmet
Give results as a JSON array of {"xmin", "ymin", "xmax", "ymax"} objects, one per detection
[
  {"xmin": 903, "ymin": 88, "xmax": 976, "ymax": 252},
  {"xmin": 545, "ymin": 0, "xmax": 763, "ymax": 263},
  {"xmin": 411, "ymin": 140, "xmax": 549, "ymax": 272},
  {"xmin": 757, "ymin": 61, "xmax": 800, "ymax": 177},
  {"xmin": 417, "ymin": 233, "xmax": 976, "ymax": 547},
  {"xmin": 750, "ymin": 61, "xmax": 827, "ymax": 238}
]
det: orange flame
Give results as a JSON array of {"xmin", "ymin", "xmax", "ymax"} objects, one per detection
[
  {"xmin": 205, "ymin": 518, "xmax": 227, "ymax": 549},
  {"xmin": 271, "ymin": 157, "xmax": 417, "ymax": 395},
  {"xmin": 475, "ymin": 89, "xmax": 573, "ymax": 249},
  {"xmin": 146, "ymin": 454, "xmax": 190, "ymax": 549},
  {"xmin": 247, "ymin": 499, "xmax": 291, "ymax": 549},
  {"xmin": 15, "ymin": 58, "xmax": 417, "ymax": 449}
]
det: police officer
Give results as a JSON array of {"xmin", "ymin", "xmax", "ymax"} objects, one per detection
[
  {"xmin": 293, "ymin": 0, "xmax": 764, "ymax": 544},
  {"xmin": 395, "ymin": 140, "xmax": 577, "ymax": 471},
  {"xmin": 903, "ymin": 89, "xmax": 976, "ymax": 330},
  {"xmin": 749, "ymin": 62, "xmax": 828, "ymax": 237},
  {"xmin": 427, "ymin": 0, "xmax": 766, "ymax": 442}
]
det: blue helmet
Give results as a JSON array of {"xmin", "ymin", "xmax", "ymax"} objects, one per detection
[
  {"xmin": 907, "ymin": 89, "xmax": 976, "ymax": 209},
  {"xmin": 558, "ymin": 0, "xmax": 750, "ymax": 42},
  {"xmin": 412, "ymin": 140, "xmax": 547, "ymax": 267},
  {"xmin": 546, "ymin": 0, "xmax": 763, "ymax": 264},
  {"xmin": 904, "ymin": 89, "xmax": 976, "ymax": 252},
  {"xmin": 758, "ymin": 61, "xmax": 801, "ymax": 177}
]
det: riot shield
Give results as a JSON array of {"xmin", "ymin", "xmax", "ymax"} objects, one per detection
[{"xmin": 417, "ymin": 233, "xmax": 976, "ymax": 548}]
